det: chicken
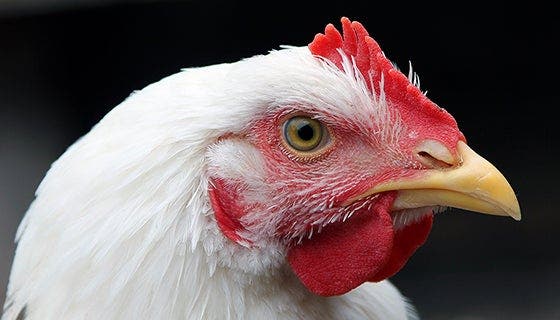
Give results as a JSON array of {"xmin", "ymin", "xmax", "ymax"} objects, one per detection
[{"xmin": 2, "ymin": 17, "xmax": 520, "ymax": 320}]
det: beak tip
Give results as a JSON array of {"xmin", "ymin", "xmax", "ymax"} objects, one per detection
[{"xmin": 508, "ymin": 203, "xmax": 522, "ymax": 221}]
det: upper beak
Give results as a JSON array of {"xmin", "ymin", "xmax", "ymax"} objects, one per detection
[{"xmin": 348, "ymin": 141, "xmax": 521, "ymax": 220}]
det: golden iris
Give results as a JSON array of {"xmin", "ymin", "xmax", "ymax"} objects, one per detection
[{"xmin": 283, "ymin": 116, "xmax": 324, "ymax": 152}]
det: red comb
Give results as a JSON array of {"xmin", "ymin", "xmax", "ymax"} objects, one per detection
[
  {"xmin": 309, "ymin": 17, "xmax": 459, "ymax": 138},
  {"xmin": 309, "ymin": 17, "xmax": 388, "ymax": 90},
  {"xmin": 309, "ymin": 17, "xmax": 413, "ymax": 99}
]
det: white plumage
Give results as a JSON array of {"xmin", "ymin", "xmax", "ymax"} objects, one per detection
[{"xmin": 2, "ymin": 46, "xmax": 417, "ymax": 319}]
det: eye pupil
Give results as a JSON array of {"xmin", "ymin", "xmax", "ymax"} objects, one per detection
[
  {"xmin": 283, "ymin": 116, "xmax": 327, "ymax": 153},
  {"xmin": 297, "ymin": 123, "xmax": 315, "ymax": 141}
]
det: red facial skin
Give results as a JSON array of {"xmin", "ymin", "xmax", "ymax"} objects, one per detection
[
  {"xmin": 209, "ymin": 17, "xmax": 466, "ymax": 296},
  {"xmin": 209, "ymin": 103, "xmax": 461, "ymax": 296}
]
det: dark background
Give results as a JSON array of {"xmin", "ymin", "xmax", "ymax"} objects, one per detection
[{"xmin": 0, "ymin": 1, "xmax": 558, "ymax": 319}]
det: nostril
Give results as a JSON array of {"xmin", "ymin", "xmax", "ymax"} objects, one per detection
[
  {"xmin": 415, "ymin": 140, "xmax": 457, "ymax": 169},
  {"xmin": 417, "ymin": 151, "xmax": 454, "ymax": 169}
]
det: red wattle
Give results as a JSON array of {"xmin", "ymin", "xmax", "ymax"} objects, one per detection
[
  {"xmin": 369, "ymin": 213, "xmax": 433, "ymax": 282},
  {"xmin": 287, "ymin": 194, "xmax": 396, "ymax": 296},
  {"xmin": 287, "ymin": 193, "xmax": 434, "ymax": 297}
]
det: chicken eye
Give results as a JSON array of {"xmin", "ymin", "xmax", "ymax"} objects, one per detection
[{"xmin": 283, "ymin": 116, "xmax": 326, "ymax": 152}]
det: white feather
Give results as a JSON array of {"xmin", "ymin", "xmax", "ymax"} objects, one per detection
[{"xmin": 2, "ymin": 46, "xmax": 416, "ymax": 319}]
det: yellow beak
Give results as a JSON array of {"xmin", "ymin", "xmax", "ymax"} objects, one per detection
[{"xmin": 348, "ymin": 141, "xmax": 521, "ymax": 220}]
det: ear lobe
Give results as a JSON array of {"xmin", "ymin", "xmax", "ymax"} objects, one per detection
[
  {"xmin": 209, "ymin": 178, "xmax": 250, "ymax": 245},
  {"xmin": 205, "ymin": 137, "xmax": 269, "ymax": 246}
]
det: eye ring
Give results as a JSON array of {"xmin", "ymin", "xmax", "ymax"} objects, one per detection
[{"xmin": 281, "ymin": 115, "xmax": 331, "ymax": 157}]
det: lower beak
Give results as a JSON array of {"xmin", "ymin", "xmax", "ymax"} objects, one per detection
[{"xmin": 349, "ymin": 141, "xmax": 521, "ymax": 220}]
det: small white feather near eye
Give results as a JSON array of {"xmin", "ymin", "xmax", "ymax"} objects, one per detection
[{"xmin": 206, "ymin": 139, "xmax": 267, "ymax": 185}]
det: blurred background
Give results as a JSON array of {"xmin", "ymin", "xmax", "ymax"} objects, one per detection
[{"xmin": 0, "ymin": 0, "xmax": 557, "ymax": 319}]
